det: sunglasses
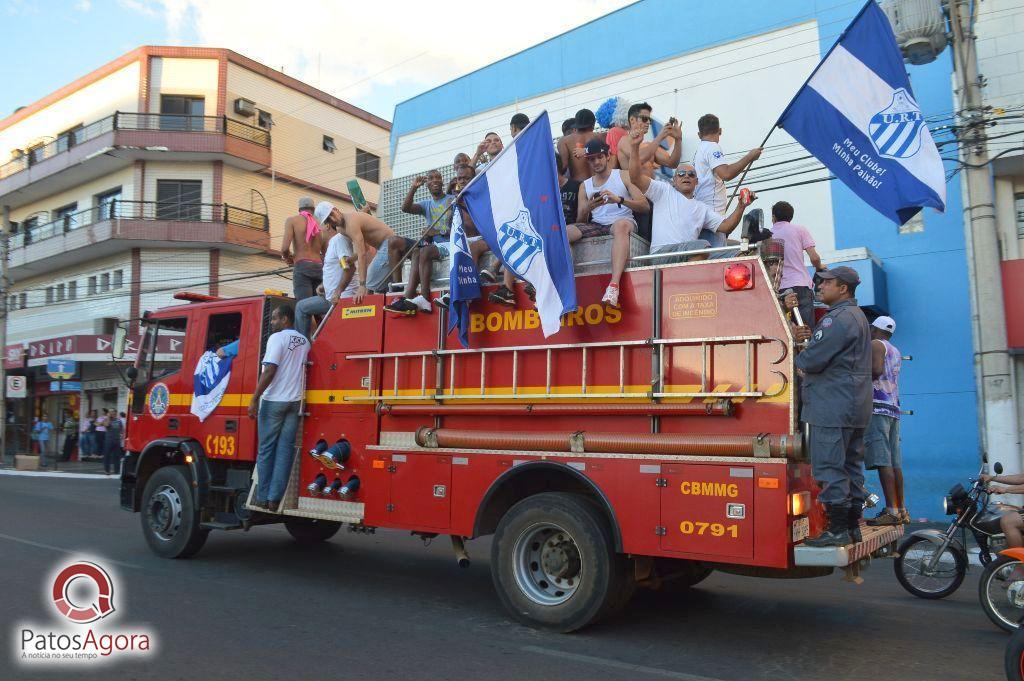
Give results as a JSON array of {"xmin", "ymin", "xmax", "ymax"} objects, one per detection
[
  {"xmin": 675, "ymin": 170, "xmax": 697, "ymax": 178},
  {"xmin": 636, "ymin": 115, "xmax": 651, "ymax": 123}
]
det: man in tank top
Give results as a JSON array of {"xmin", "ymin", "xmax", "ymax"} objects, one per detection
[
  {"xmin": 566, "ymin": 138, "xmax": 648, "ymax": 308},
  {"xmin": 864, "ymin": 316, "xmax": 908, "ymax": 526}
]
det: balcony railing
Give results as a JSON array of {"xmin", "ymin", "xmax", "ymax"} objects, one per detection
[
  {"xmin": 0, "ymin": 112, "xmax": 271, "ymax": 180},
  {"xmin": 13, "ymin": 199, "xmax": 269, "ymax": 249}
]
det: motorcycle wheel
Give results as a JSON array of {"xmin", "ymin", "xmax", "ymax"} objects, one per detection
[
  {"xmin": 1006, "ymin": 628, "xmax": 1024, "ymax": 681},
  {"xmin": 893, "ymin": 535, "xmax": 966, "ymax": 599},
  {"xmin": 980, "ymin": 556, "xmax": 1024, "ymax": 633}
]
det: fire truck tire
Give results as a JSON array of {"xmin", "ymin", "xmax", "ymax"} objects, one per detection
[
  {"xmin": 656, "ymin": 562, "xmax": 714, "ymax": 593},
  {"xmin": 283, "ymin": 518, "xmax": 342, "ymax": 544},
  {"xmin": 140, "ymin": 465, "xmax": 209, "ymax": 559},
  {"xmin": 491, "ymin": 492, "xmax": 619, "ymax": 632}
]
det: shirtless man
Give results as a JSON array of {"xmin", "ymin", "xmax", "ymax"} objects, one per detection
[
  {"xmin": 280, "ymin": 197, "xmax": 328, "ymax": 301},
  {"xmin": 558, "ymin": 108, "xmax": 603, "ymax": 182},
  {"xmin": 616, "ymin": 102, "xmax": 682, "ymax": 176},
  {"xmin": 313, "ymin": 201, "xmax": 412, "ymax": 303},
  {"xmin": 471, "ymin": 132, "xmax": 504, "ymax": 169}
]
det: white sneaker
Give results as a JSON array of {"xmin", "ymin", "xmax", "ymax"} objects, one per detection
[
  {"xmin": 601, "ymin": 284, "xmax": 620, "ymax": 308},
  {"xmin": 409, "ymin": 295, "xmax": 432, "ymax": 312}
]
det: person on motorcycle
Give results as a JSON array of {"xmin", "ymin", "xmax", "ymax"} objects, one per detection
[{"xmin": 985, "ymin": 472, "xmax": 1024, "ymax": 557}]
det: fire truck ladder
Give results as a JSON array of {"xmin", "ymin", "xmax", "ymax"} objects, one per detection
[{"xmin": 344, "ymin": 334, "xmax": 788, "ymax": 403}]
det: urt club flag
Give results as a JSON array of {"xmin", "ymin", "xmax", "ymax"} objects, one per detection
[
  {"xmin": 191, "ymin": 350, "xmax": 232, "ymax": 421},
  {"xmin": 457, "ymin": 110, "xmax": 577, "ymax": 338},
  {"xmin": 447, "ymin": 206, "xmax": 482, "ymax": 348},
  {"xmin": 776, "ymin": 0, "xmax": 945, "ymax": 225}
]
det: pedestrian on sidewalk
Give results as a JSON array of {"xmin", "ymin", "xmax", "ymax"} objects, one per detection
[
  {"xmin": 103, "ymin": 412, "xmax": 123, "ymax": 475},
  {"xmin": 61, "ymin": 412, "xmax": 78, "ymax": 462},
  {"xmin": 34, "ymin": 415, "xmax": 54, "ymax": 468}
]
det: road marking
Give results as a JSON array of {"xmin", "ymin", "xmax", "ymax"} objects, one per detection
[
  {"xmin": 521, "ymin": 646, "xmax": 727, "ymax": 681},
  {"xmin": 0, "ymin": 469, "xmax": 117, "ymax": 480},
  {"xmin": 0, "ymin": 532, "xmax": 142, "ymax": 570}
]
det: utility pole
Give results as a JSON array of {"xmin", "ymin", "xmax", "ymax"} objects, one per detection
[
  {"xmin": 948, "ymin": 0, "xmax": 1020, "ymax": 476},
  {"xmin": 1, "ymin": 204, "xmax": 9, "ymax": 460}
]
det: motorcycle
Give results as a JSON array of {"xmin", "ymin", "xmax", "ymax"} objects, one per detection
[
  {"xmin": 893, "ymin": 463, "xmax": 1006, "ymax": 599},
  {"xmin": 982, "ymin": 547, "xmax": 1024, "ymax": 633},
  {"xmin": 1005, "ymin": 599, "xmax": 1024, "ymax": 679}
]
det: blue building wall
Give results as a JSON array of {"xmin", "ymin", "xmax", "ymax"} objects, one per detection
[{"xmin": 391, "ymin": 0, "xmax": 978, "ymax": 518}]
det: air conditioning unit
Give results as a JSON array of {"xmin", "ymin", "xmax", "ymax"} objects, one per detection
[
  {"xmin": 234, "ymin": 98, "xmax": 256, "ymax": 117},
  {"xmin": 881, "ymin": 0, "xmax": 948, "ymax": 65}
]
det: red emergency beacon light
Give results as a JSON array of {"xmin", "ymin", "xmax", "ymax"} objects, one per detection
[{"xmin": 724, "ymin": 263, "xmax": 753, "ymax": 290}]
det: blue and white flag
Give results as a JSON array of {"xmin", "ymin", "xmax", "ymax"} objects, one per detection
[
  {"xmin": 191, "ymin": 350, "xmax": 232, "ymax": 422},
  {"xmin": 447, "ymin": 206, "xmax": 482, "ymax": 348},
  {"xmin": 457, "ymin": 110, "xmax": 577, "ymax": 338},
  {"xmin": 776, "ymin": 0, "xmax": 945, "ymax": 225}
]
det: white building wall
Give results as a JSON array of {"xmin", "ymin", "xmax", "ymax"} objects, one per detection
[
  {"xmin": 219, "ymin": 252, "xmax": 289, "ymax": 299},
  {"xmin": 10, "ymin": 167, "xmax": 135, "ymax": 225},
  {"xmin": 0, "ymin": 61, "xmax": 140, "ymax": 161},
  {"xmin": 148, "ymin": 58, "xmax": 219, "ymax": 116},
  {"xmin": 976, "ymin": 0, "xmax": 1024, "ymax": 165},
  {"xmin": 392, "ymin": 21, "xmax": 836, "ymax": 251},
  {"xmin": 7, "ymin": 253, "xmax": 133, "ymax": 342},
  {"xmin": 138, "ymin": 248, "xmax": 212, "ymax": 313}
]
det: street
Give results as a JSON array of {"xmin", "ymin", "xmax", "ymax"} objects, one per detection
[{"xmin": 0, "ymin": 473, "xmax": 1007, "ymax": 681}]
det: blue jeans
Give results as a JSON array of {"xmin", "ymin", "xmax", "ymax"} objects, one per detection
[
  {"xmin": 295, "ymin": 294, "xmax": 331, "ymax": 339},
  {"xmin": 256, "ymin": 399, "xmax": 300, "ymax": 503}
]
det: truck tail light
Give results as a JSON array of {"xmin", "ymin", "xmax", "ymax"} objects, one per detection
[
  {"xmin": 724, "ymin": 263, "xmax": 753, "ymax": 290},
  {"xmin": 790, "ymin": 491, "xmax": 811, "ymax": 516}
]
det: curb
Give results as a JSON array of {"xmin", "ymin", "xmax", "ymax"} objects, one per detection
[{"xmin": 0, "ymin": 469, "xmax": 117, "ymax": 480}]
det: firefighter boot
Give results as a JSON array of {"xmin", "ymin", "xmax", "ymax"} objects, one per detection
[
  {"xmin": 847, "ymin": 504, "xmax": 863, "ymax": 544},
  {"xmin": 804, "ymin": 504, "xmax": 851, "ymax": 547}
]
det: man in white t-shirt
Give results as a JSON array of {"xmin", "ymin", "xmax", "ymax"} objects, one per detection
[
  {"xmin": 692, "ymin": 114, "xmax": 762, "ymax": 246},
  {"xmin": 295, "ymin": 217, "xmax": 358, "ymax": 338},
  {"xmin": 626, "ymin": 129, "xmax": 754, "ymax": 262},
  {"xmin": 247, "ymin": 304, "xmax": 311, "ymax": 512}
]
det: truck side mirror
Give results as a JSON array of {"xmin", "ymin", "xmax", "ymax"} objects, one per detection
[{"xmin": 112, "ymin": 323, "xmax": 129, "ymax": 359}]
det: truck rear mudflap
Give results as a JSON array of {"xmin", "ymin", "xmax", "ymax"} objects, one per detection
[{"xmin": 793, "ymin": 524, "xmax": 904, "ymax": 582}]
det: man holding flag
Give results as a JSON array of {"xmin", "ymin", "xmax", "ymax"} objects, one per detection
[{"xmin": 448, "ymin": 111, "xmax": 578, "ymax": 346}]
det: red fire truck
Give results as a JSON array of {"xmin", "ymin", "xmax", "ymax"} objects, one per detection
[{"xmin": 117, "ymin": 252, "xmax": 902, "ymax": 631}]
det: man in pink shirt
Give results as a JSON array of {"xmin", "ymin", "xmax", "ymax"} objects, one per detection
[{"xmin": 769, "ymin": 201, "xmax": 827, "ymax": 326}]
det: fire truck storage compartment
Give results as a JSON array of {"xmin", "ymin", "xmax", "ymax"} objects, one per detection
[
  {"xmin": 386, "ymin": 453, "xmax": 452, "ymax": 531},
  {"xmin": 660, "ymin": 463, "xmax": 754, "ymax": 559}
]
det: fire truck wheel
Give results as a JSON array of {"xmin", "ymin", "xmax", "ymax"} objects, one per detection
[
  {"xmin": 140, "ymin": 465, "xmax": 209, "ymax": 559},
  {"xmin": 654, "ymin": 560, "xmax": 714, "ymax": 593},
  {"xmin": 491, "ymin": 492, "xmax": 620, "ymax": 632},
  {"xmin": 283, "ymin": 518, "xmax": 342, "ymax": 544}
]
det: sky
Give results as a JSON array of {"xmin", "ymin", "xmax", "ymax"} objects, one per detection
[{"xmin": 0, "ymin": 0, "xmax": 635, "ymax": 123}]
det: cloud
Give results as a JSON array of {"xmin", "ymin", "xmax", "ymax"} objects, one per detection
[
  {"xmin": 143, "ymin": 0, "xmax": 634, "ymax": 119},
  {"xmin": 75, "ymin": 0, "xmax": 92, "ymax": 11}
]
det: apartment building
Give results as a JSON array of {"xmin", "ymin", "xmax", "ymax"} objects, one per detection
[{"xmin": 0, "ymin": 46, "xmax": 391, "ymax": 450}]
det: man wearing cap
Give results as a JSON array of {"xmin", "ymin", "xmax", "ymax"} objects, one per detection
[
  {"xmin": 795, "ymin": 266, "xmax": 873, "ymax": 547},
  {"xmin": 281, "ymin": 197, "xmax": 327, "ymax": 301},
  {"xmin": 294, "ymin": 218, "xmax": 358, "ymax": 338},
  {"xmin": 558, "ymin": 108, "xmax": 603, "ymax": 182},
  {"xmin": 568, "ymin": 138, "xmax": 648, "ymax": 308},
  {"xmin": 865, "ymin": 316, "xmax": 908, "ymax": 525},
  {"xmin": 313, "ymin": 201, "xmax": 410, "ymax": 302}
]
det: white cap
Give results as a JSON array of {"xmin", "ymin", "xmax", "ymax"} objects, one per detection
[
  {"xmin": 313, "ymin": 201, "xmax": 335, "ymax": 226},
  {"xmin": 871, "ymin": 316, "xmax": 896, "ymax": 333}
]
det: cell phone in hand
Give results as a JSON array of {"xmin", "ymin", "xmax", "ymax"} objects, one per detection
[{"xmin": 347, "ymin": 180, "xmax": 367, "ymax": 211}]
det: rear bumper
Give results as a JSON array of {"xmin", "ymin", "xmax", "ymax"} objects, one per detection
[{"xmin": 793, "ymin": 524, "xmax": 904, "ymax": 567}]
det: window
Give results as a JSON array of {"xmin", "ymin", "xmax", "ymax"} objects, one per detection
[
  {"xmin": 68, "ymin": 281, "xmax": 77, "ymax": 300},
  {"xmin": 100, "ymin": 273, "xmax": 110, "ymax": 292},
  {"xmin": 54, "ymin": 203, "xmax": 79, "ymax": 232},
  {"xmin": 159, "ymin": 95, "xmax": 205, "ymax": 131},
  {"xmin": 257, "ymin": 109, "xmax": 273, "ymax": 129},
  {"xmin": 898, "ymin": 211, "xmax": 925, "ymax": 235},
  {"xmin": 56, "ymin": 283, "xmax": 65, "ymax": 302},
  {"xmin": 1016, "ymin": 193, "xmax": 1024, "ymax": 239},
  {"xmin": 323, "ymin": 135, "xmax": 336, "ymax": 153},
  {"xmin": 132, "ymin": 316, "xmax": 188, "ymax": 414},
  {"xmin": 55, "ymin": 124, "xmax": 83, "ymax": 154},
  {"xmin": 95, "ymin": 187, "xmax": 122, "ymax": 221},
  {"xmin": 156, "ymin": 179, "xmax": 202, "ymax": 221},
  {"xmin": 45, "ymin": 287, "xmax": 54, "ymax": 304},
  {"xmin": 22, "ymin": 216, "xmax": 38, "ymax": 244},
  {"xmin": 88, "ymin": 276, "xmax": 97, "ymax": 295},
  {"xmin": 19, "ymin": 293, "xmax": 26, "ymax": 309},
  {"xmin": 206, "ymin": 312, "xmax": 242, "ymax": 355},
  {"xmin": 355, "ymin": 148, "xmax": 380, "ymax": 183},
  {"xmin": 113, "ymin": 270, "xmax": 124, "ymax": 289}
]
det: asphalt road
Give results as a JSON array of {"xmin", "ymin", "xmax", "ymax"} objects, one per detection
[{"xmin": 0, "ymin": 473, "xmax": 1008, "ymax": 681}]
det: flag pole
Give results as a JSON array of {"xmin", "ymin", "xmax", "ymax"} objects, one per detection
[{"xmin": 724, "ymin": 0, "xmax": 874, "ymax": 212}]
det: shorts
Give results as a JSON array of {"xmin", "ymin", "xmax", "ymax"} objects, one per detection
[
  {"xmin": 864, "ymin": 413, "xmax": 901, "ymax": 469},
  {"xmin": 650, "ymin": 240, "xmax": 711, "ymax": 263},
  {"xmin": 574, "ymin": 218, "xmax": 637, "ymax": 239},
  {"xmin": 366, "ymin": 236, "xmax": 416, "ymax": 293}
]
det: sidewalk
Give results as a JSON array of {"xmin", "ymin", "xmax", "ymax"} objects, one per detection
[{"xmin": 0, "ymin": 455, "xmax": 111, "ymax": 477}]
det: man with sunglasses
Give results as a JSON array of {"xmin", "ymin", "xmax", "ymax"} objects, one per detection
[
  {"xmin": 693, "ymin": 114, "xmax": 763, "ymax": 246},
  {"xmin": 567, "ymin": 138, "xmax": 648, "ymax": 308},
  {"xmin": 615, "ymin": 102, "xmax": 681, "ymax": 177},
  {"xmin": 626, "ymin": 130, "xmax": 753, "ymax": 263}
]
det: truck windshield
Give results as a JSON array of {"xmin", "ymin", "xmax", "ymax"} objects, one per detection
[{"xmin": 131, "ymin": 316, "xmax": 187, "ymax": 414}]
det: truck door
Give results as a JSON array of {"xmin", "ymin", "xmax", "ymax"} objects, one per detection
[
  {"xmin": 129, "ymin": 313, "xmax": 191, "ymax": 440},
  {"xmin": 660, "ymin": 464, "xmax": 754, "ymax": 559},
  {"xmin": 191, "ymin": 309, "xmax": 254, "ymax": 461}
]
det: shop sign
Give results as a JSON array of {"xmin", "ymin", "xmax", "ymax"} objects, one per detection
[
  {"xmin": 6, "ymin": 375, "xmax": 26, "ymax": 398},
  {"xmin": 50, "ymin": 381, "xmax": 83, "ymax": 393},
  {"xmin": 47, "ymin": 358, "xmax": 78, "ymax": 380}
]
